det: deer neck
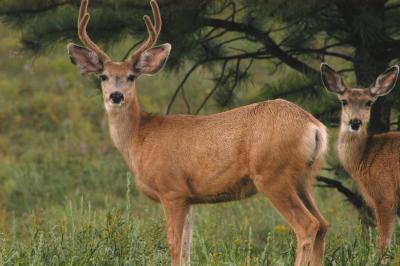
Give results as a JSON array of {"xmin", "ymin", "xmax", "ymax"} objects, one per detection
[
  {"xmin": 337, "ymin": 124, "xmax": 368, "ymax": 173},
  {"xmin": 107, "ymin": 89, "xmax": 142, "ymax": 169}
]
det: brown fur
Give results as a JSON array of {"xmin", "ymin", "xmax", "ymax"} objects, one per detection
[
  {"xmin": 338, "ymin": 102, "xmax": 400, "ymax": 257},
  {"xmin": 68, "ymin": 1, "xmax": 329, "ymax": 265},
  {"xmin": 106, "ymin": 90, "xmax": 329, "ymax": 266},
  {"xmin": 321, "ymin": 63, "xmax": 400, "ymax": 260}
]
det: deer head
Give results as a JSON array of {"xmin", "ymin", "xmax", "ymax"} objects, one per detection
[
  {"xmin": 321, "ymin": 63, "xmax": 399, "ymax": 133},
  {"xmin": 67, "ymin": 0, "xmax": 171, "ymax": 111}
]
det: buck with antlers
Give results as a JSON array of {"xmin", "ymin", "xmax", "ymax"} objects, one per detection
[
  {"xmin": 321, "ymin": 63, "xmax": 400, "ymax": 259},
  {"xmin": 68, "ymin": 0, "xmax": 328, "ymax": 265}
]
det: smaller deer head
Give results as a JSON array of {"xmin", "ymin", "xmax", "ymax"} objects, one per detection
[
  {"xmin": 67, "ymin": 0, "xmax": 170, "ymax": 111},
  {"xmin": 321, "ymin": 63, "xmax": 399, "ymax": 133}
]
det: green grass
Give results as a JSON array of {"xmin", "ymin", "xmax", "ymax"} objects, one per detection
[
  {"xmin": 0, "ymin": 164, "xmax": 398, "ymax": 265},
  {"xmin": 1, "ymin": 147, "xmax": 399, "ymax": 265},
  {"xmin": 1, "ymin": 23, "xmax": 400, "ymax": 266}
]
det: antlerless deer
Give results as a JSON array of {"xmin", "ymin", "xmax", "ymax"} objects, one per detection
[
  {"xmin": 321, "ymin": 63, "xmax": 400, "ymax": 260},
  {"xmin": 67, "ymin": 0, "xmax": 328, "ymax": 265}
]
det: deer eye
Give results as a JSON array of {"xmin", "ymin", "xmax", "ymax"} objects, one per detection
[
  {"xmin": 341, "ymin": 100, "xmax": 348, "ymax": 106},
  {"xmin": 99, "ymin": 74, "xmax": 109, "ymax": 82},
  {"xmin": 366, "ymin": 100, "xmax": 373, "ymax": 107},
  {"xmin": 127, "ymin": 75, "xmax": 135, "ymax": 82}
]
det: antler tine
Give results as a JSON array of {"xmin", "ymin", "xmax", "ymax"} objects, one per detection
[
  {"xmin": 77, "ymin": 0, "xmax": 110, "ymax": 63},
  {"xmin": 129, "ymin": 0, "xmax": 162, "ymax": 61},
  {"xmin": 150, "ymin": 0, "xmax": 162, "ymax": 35},
  {"xmin": 78, "ymin": 0, "xmax": 89, "ymax": 25}
]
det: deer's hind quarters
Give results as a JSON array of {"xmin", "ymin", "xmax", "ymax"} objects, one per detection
[{"xmin": 67, "ymin": 0, "xmax": 328, "ymax": 265}]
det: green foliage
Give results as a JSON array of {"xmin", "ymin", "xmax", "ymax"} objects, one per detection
[
  {"xmin": 3, "ymin": 0, "xmax": 400, "ymax": 110},
  {"xmin": 5, "ymin": 0, "xmax": 399, "ymax": 115},
  {"xmin": 0, "ymin": 0, "xmax": 205, "ymax": 68}
]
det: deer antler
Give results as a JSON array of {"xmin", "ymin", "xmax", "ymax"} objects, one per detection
[
  {"xmin": 129, "ymin": 0, "xmax": 162, "ymax": 61},
  {"xmin": 78, "ymin": 0, "xmax": 111, "ymax": 63}
]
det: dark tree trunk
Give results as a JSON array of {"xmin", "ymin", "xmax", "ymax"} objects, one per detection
[
  {"xmin": 369, "ymin": 98, "xmax": 392, "ymax": 133},
  {"xmin": 353, "ymin": 46, "xmax": 391, "ymax": 134},
  {"xmin": 332, "ymin": 0, "xmax": 391, "ymax": 227},
  {"xmin": 347, "ymin": 0, "xmax": 391, "ymax": 134},
  {"xmin": 353, "ymin": 51, "xmax": 391, "ymax": 134},
  {"xmin": 397, "ymin": 114, "xmax": 400, "ymax": 131}
]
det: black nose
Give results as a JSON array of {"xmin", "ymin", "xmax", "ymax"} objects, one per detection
[
  {"xmin": 109, "ymin": 92, "xmax": 124, "ymax": 104},
  {"xmin": 349, "ymin": 119, "xmax": 362, "ymax": 131}
]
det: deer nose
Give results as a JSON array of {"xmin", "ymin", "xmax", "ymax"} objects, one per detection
[
  {"xmin": 349, "ymin": 119, "xmax": 362, "ymax": 131},
  {"xmin": 109, "ymin": 92, "xmax": 124, "ymax": 104}
]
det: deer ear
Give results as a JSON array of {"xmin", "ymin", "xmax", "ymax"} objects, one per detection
[
  {"xmin": 67, "ymin": 43, "xmax": 103, "ymax": 75},
  {"xmin": 320, "ymin": 63, "xmax": 346, "ymax": 94},
  {"xmin": 134, "ymin": 43, "xmax": 171, "ymax": 75},
  {"xmin": 370, "ymin": 65, "xmax": 399, "ymax": 97}
]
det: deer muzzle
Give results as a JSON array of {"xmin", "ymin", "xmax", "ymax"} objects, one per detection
[
  {"xmin": 349, "ymin": 119, "xmax": 362, "ymax": 131},
  {"xmin": 109, "ymin": 92, "xmax": 125, "ymax": 105}
]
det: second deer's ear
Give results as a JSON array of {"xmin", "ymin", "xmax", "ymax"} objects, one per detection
[
  {"xmin": 67, "ymin": 43, "xmax": 103, "ymax": 75},
  {"xmin": 320, "ymin": 63, "xmax": 346, "ymax": 95},
  {"xmin": 370, "ymin": 65, "xmax": 399, "ymax": 97},
  {"xmin": 134, "ymin": 43, "xmax": 171, "ymax": 75}
]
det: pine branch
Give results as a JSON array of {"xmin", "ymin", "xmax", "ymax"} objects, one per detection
[
  {"xmin": 201, "ymin": 18, "xmax": 321, "ymax": 82},
  {"xmin": 315, "ymin": 176, "xmax": 364, "ymax": 209},
  {"xmin": 166, "ymin": 61, "xmax": 204, "ymax": 114},
  {"xmin": 205, "ymin": 51, "xmax": 271, "ymax": 61},
  {"xmin": 181, "ymin": 84, "xmax": 192, "ymax": 114},
  {"xmin": 290, "ymin": 48, "xmax": 353, "ymax": 62},
  {"xmin": 315, "ymin": 176, "xmax": 375, "ymax": 227},
  {"xmin": 219, "ymin": 59, "xmax": 241, "ymax": 107},
  {"xmin": 195, "ymin": 60, "xmax": 229, "ymax": 114},
  {"xmin": 0, "ymin": 1, "xmax": 71, "ymax": 16},
  {"xmin": 121, "ymin": 38, "xmax": 145, "ymax": 61},
  {"xmin": 166, "ymin": 51, "xmax": 267, "ymax": 113},
  {"xmin": 0, "ymin": 1, "xmax": 178, "ymax": 16}
]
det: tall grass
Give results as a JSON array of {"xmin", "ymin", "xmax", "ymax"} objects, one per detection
[{"xmin": 0, "ymin": 171, "xmax": 398, "ymax": 265}]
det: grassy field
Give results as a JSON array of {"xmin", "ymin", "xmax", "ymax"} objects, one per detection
[{"xmin": 1, "ymin": 24, "xmax": 400, "ymax": 266}]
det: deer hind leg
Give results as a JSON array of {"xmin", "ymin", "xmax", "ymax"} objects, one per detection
[
  {"xmin": 297, "ymin": 181, "xmax": 328, "ymax": 266},
  {"xmin": 162, "ymin": 199, "xmax": 192, "ymax": 266},
  {"xmin": 373, "ymin": 200, "xmax": 395, "ymax": 262},
  {"xmin": 253, "ymin": 175, "xmax": 319, "ymax": 266}
]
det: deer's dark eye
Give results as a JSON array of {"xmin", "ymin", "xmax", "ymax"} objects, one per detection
[
  {"xmin": 366, "ymin": 100, "xmax": 373, "ymax": 107},
  {"xmin": 127, "ymin": 75, "xmax": 135, "ymax": 82},
  {"xmin": 341, "ymin": 100, "xmax": 348, "ymax": 106},
  {"xmin": 99, "ymin": 74, "xmax": 109, "ymax": 82}
]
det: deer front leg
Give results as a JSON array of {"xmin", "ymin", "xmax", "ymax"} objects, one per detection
[
  {"xmin": 374, "ymin": 201, "xmax": 395, "ymax": 262},
  {"xmin": 181, "ymin": 206, "xmax": 193, "ymax": 265},
  {"xmin": 162, "ymin": 199, "xmax": 192, "ymax": 266}
]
